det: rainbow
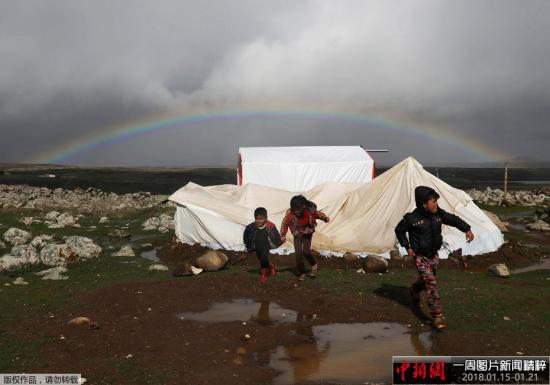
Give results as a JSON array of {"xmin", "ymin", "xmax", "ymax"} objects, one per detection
[{"xmin": 33, "ymin": 108, "xmax": 507, "ymax": 164}]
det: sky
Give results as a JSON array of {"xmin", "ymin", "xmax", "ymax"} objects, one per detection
[{"xmin": 0, "ymin": 0, "xmax": 549, "ymax": 167}]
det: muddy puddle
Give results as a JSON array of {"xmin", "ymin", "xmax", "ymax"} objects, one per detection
[
  {"xmin": 177, "ymin": 299, "xmax": 433, "ymax": 384},
  {"xmin": 512, "ymin": 258, "xmax": 550, "ymax": 273},
  {"xmin": 270, "ymin": 322, "xmax": 432, "ymax": 385},
  {"xmin": 177, "ymin": 299, "xmax": 299, "ymax": 324}
]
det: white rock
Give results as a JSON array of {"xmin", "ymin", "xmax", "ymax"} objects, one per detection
[
  {"xmin": 35, "ymin": 266, "xmax": 69, "ymax": 280},
  {"xmin": 99, "ymin": 216, "xmax": 110, "ymax": 224},
  {"xmin": 112, "ymin": 245, "xmax": 135, "ymax": 257},
  {"xmin": 0, "ymin": 240, "xmax": 6, "ymax": 249},
  {"xmin": 158, "ymin": 226, "xmax": 169, "ymax": 234},
  {"xmin": 3, "ymin": 228, "xmax": 32, "ymax": 246},
  {"xmin": 40, "ymin": 237, "xmax": 101, "ymax": 266},
  {"xmin": 159, "ymin": 214, "xmax": 175, "ymax": 230},
  {"xmin": 482, "ymin": 210, "xmax": 509, "ymax": 232},
  {"xmin": 142, "ymin": 217, "xmax": 160, "ymax": 230},
  {"xmin": 488, "ymin": 263, "xmax": 511, "ymax": 278},
  {"xmin": 19, "ymin": 217, "xmax": 35, "ymax": 226},
  {"xmin": 148, "ymin": 263, "xmax": 169, "ymax": 271},
  {"xmin": 56, "ymin": 213, "xmax": 76, "ymax": 227},
  {"xmin": 45, "ymin": 211, "xmax": 61, "ymax": 221},
  {"xmin": 0, "ymin": 255, "xmax": 28, "ymax": 271},
  {"xmin": 526, "ymin": 220, "xmax": 550, "ymax": 231},
  {"xmin": 48, "ymin": 223, "xmax": 65, "ymax": 229},
  {"xmin": 65, "ymin": 236, "xmax": 102, "ymax": 260},
  {"xmin": 10, "ymin": 244, "xmax": 39, "ymax": 264},
  {"xmin": 191, "ymin": 266, "xmax": 203, "ymax": 275},
  {"xmin": 68, "ymin": 316, "xmax": 91, "ymax": 325},
  {"xmin": 40, "ymin": 244, "xmax": 71, "ymax": 266},
  {"xmin": 30, "ymin": 235, "xmax": 53, "ymax": 249},
  {"xmin": 12, "ymin": 277, "xmax": 28, "ymax": 285}
]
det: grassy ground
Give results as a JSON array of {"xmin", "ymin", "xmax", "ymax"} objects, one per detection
[{"xmin": 2, "ymin": 254, "xmax": 549, "ymax": 374}]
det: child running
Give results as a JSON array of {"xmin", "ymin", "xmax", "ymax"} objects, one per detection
[
  {"xmin": 280, "ymin": 195, "xmax": 330, "ymax": 281},
  {"xmin": 243, "ymin": 207, "xmax": 283, "ymax": 284},
  {"xmin": 395, "ymin": 186, "xmax": 474, "ymax": 329}
]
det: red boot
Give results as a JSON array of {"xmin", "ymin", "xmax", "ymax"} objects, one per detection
[
  {"xmin": 269, "ymin": 263, "xmax": 277, "ymax": 277},
  {"xmin": 260, "ymin": 268, "xmax": 268, "ymax": 284}
]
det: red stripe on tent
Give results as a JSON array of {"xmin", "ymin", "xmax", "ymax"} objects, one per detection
[{"xmin": 237, "ymin": 153, "xmax": 243, "ymax": 185}]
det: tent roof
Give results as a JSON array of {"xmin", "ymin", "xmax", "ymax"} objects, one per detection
[{"xmin": 239, "ymin": 146, "xmax": 373, "ymax": 164}]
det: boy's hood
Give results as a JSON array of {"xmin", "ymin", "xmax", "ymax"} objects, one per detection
[{"xmin": 415, "ymin": 185, "xmax": 437, "ymax": 209}]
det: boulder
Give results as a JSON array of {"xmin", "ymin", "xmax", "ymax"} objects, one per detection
[
  {"xmin": 40, "ymin": 244, "xmax": 72, "ymax": 266},
  {"xmin": 142, "ymin": 217, "xmax": 160, "ymax": 231},
  {"xmin": 343, "ymin": 252, "xmax": 358, "ymax": 262},
  {"xmin": 526, "ymin": 220, "xmax": 550, "ymax": 231},
  {"xmin": 149, "ymin": 263, "xmax": 169, "ymax": 271},
  {"xmin": 30, "ymin": 235, "xmax": 53, "ymax": 249},
  {"xmin": 40, "ymin": 237, "xmax": 101, "ymax": 266},
  {"xmin": 65, "ymin": 236, "xmax": 102, "ymax": 260},
  {"xmin": 35, "ymin": 266, "xmax": 69, "ymax": 280},
  {"xmin": 44, "ymin": 211, "xmax": 61, "ymax": 221},
  {"xmin": 361, "ymin": 254, "xmax": 389, "ymax": 273},
  {"xmin": 12, "ymin": 277, "xmax": 28, "ymax": 285},
  {"xmin": 10, "ymin": 244, "xmax": 39, "ymax": 265},
  {"xmin": 159, "ymin": 214, "xmax": 175, "ymax": 230},
  {"xmin": 68, "ymin": 316, "xmax": 91, "ymax": 325},
  {"xmin": 47, "ymin": 223, "xmax": 65, "ymax": 229},
  {"xmin": 389, "ymin": 249, "xmax": 403, "ymax": 260},
  {"xmin": 112, "ymin": 245, "xmax": 135, "ymax": 257},
  {"xmin": 56, "ymin": 213, "xmax": 76, "ymax": 227},
  {"xmin": 482, "ymin": 210, "xmax": 509, "ymax": 232},
  {"xmin": 19, "ymin": 217, "xmax": 35, "ymax": 226},
  {"xmin": 99, "ymin": 216, "xmax": 110, "ymax": 224},
  {"xmin": 488, "ymin": 263, "xmax": 510, "ymax": 278},
  {"xmin": 108, "ymin": 229, "xmax": 131, "ymax": 238},
  {"xmin": 3, "ymin": 228, "xmax": 32, "ymax": 246},
  {"xmin": 158, "ymin": 226, "xmax": 169, "ymax": 234},
  {"xmin": 195, "ymin": 249, "xmax": 229, "ymax": 271},
  {"xmin": 0, "ymin": 254, "xmax": 31, "ymax": 271}
]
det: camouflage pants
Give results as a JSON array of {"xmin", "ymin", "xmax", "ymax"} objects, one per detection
[{"xmin": 412, "ymin": 255, "xmax": 442, "ymax": 317}]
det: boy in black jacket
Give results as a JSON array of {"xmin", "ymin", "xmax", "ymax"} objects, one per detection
[
  {"xmin": 395, "ymin": 186, "xmax": 474, "ymax": 329},
  {"xmin": 243, "ymin": 207, "xmax": 283, "ymax": 284}
]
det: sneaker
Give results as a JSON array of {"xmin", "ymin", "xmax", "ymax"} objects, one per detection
[
  {"xmin": 433, "ymin": 316, "xmax": 446, "ymax": 330},
  {"xmin": 260, "ymin": 268, "xmax": 268, "ymax": 284},
  {"xmin": 269, "ymin": 263, "xmax": 277, "ymax": 277},
  {"xmin": 297, "ymin": 274, "xmax": 306, "ymax": 282}
]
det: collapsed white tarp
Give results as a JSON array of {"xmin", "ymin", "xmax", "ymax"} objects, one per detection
[
  {"xmin": 170, "ymin": 157, "xmax": 504, "ymax": 258},
  {"xmin": 237, "ymin": 146, "xmax": 375, "ymax": 192}
]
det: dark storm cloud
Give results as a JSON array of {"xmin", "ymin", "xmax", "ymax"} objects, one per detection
[{"xmin": 0, "ymin": 0, "xmax": 549, "ymax": 166}]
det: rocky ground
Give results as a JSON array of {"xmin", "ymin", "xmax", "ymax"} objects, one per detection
[{"xmin": 0, "ymin": 183, "xmax": 549, "ymax": 385}]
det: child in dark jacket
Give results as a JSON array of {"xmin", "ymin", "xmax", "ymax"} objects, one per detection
[
  {"xmin": 280, "ymin": 195, "xmax": 329, "ymax": 281},
  {"xmin": 395, "ymin": 186, "xmax": 474, "ymax": 329},
  {"xmin": 243, "ymin": 207, "xmax": 283, "ymax": 284}
]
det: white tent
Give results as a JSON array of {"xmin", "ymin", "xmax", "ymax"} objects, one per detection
[
  {"xmin": 170, "ymin": 157, "xmax": 504, "ymax": 258},
  {"xmin": 237, "ymin": 146, "xmax": 375, "ymax": 192}
]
